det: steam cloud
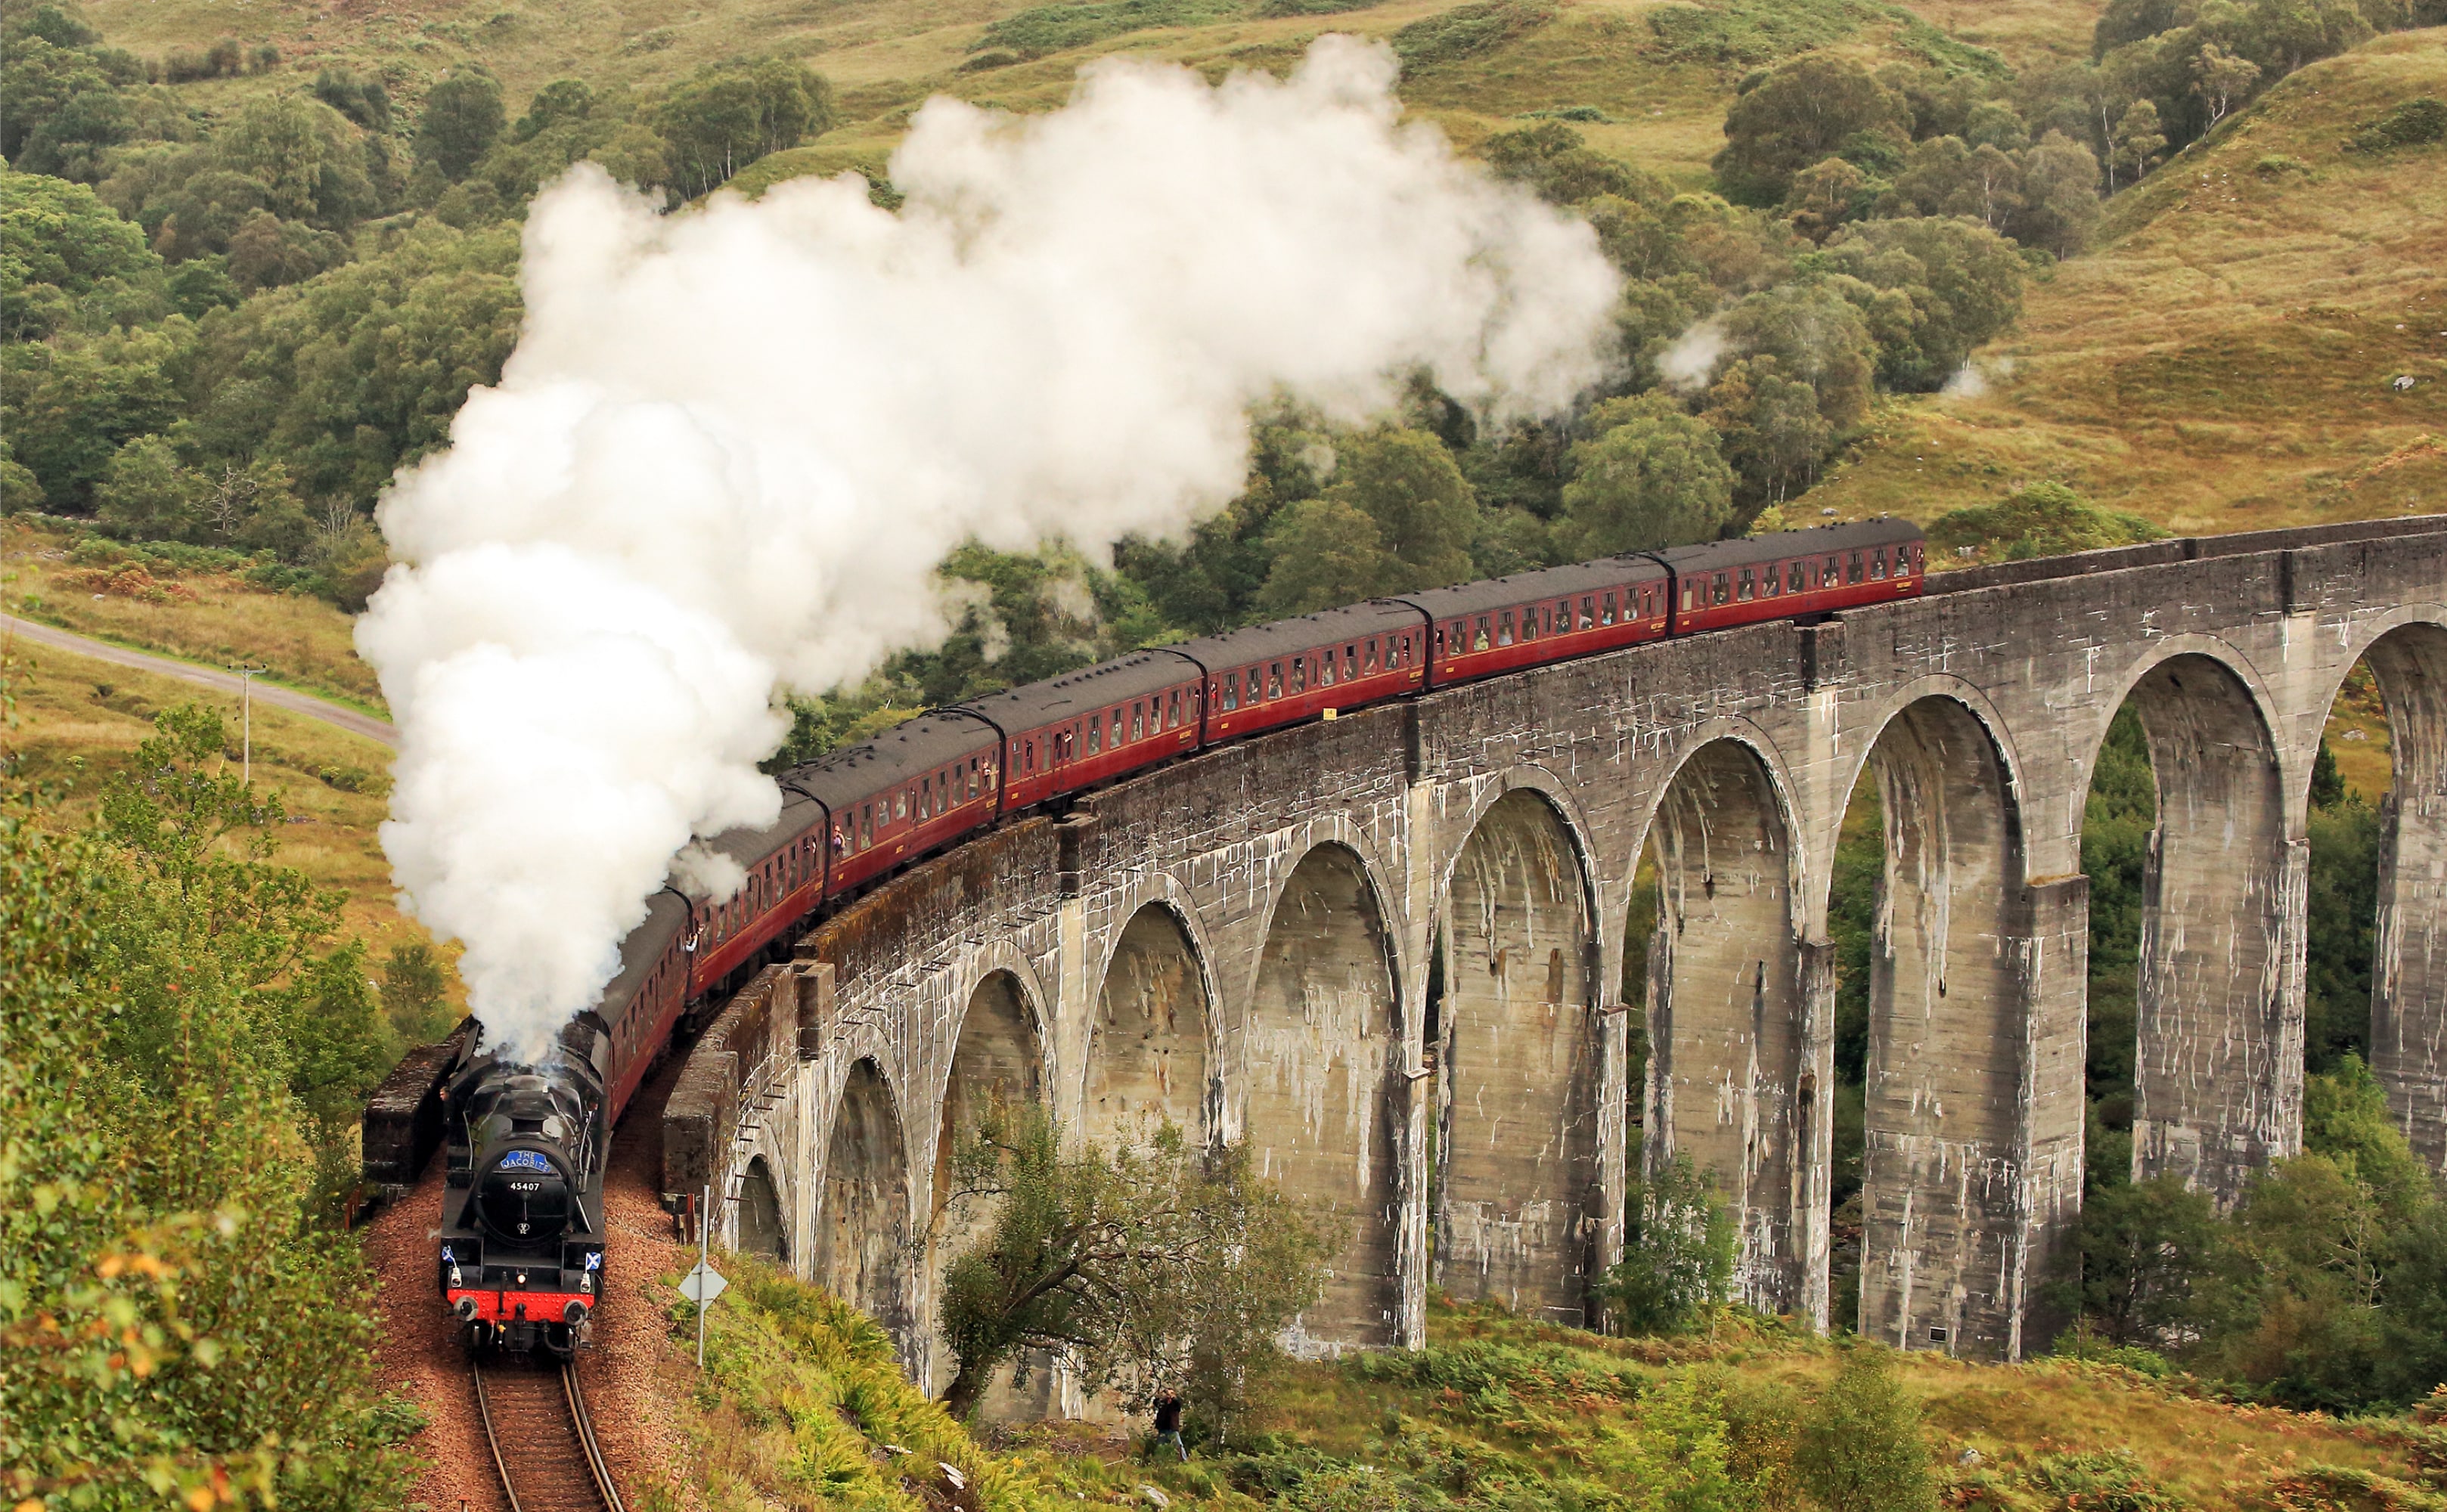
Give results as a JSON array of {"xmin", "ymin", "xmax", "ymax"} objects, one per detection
[
  {"xmin": 1658, "ymin": 318, "xmax": 1728, "ymax": 392},
  {"xmin": 359, "ymin": 37, "xmax": 1621, "ymax": 1064}
]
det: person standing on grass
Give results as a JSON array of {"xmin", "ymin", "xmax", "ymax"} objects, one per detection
[{"xmin": 1152, "ymin": 1390, "xmax": 1186, "ymax": 1461}]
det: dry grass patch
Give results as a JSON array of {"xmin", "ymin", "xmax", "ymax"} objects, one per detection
[
  {"xmin": 3, "ymin": 631, "xmax": 440, "ymax": 968},
  {"xmin": 4, "ymin": 522, "xmax": 386, "ymax": 714}
]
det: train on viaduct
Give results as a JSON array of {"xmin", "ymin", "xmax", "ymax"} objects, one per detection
[{"xmin": 565, "ymin": 515, "xmax": 2441, "ymax": 1404}]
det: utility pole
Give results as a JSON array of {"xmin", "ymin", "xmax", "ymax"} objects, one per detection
[{"xmin": 229, "ymin": 665, "xmax": 265, "ymax": 785}]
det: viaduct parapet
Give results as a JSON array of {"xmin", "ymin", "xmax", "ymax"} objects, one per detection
[{"xmin": 666, "ymin": 517, "xmax": 2447, "ymax": 1393}]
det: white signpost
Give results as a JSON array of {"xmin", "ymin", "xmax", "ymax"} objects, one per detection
[{"xmin": 678, "ymin": 1183, "xmax": 727, "ymax": 1368}]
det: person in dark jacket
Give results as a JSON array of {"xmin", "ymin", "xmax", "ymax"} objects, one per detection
[{"xmin": 1152, "ymin": 1390, "xmax": 1186, "ymax": 1461}]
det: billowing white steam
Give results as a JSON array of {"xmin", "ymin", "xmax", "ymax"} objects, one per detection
[
  {"xmin": 1657, "ymin": 318, "xmax": 1728, "ymax": 392},
  {"xmin": 359, "ymin": 36, "xmax": 1621, "ymax": 1063}
]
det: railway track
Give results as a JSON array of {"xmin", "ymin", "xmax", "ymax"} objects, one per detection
[{"xmin": 472, "ymin": 1356, "xmax": 627, "ymax": 1512}]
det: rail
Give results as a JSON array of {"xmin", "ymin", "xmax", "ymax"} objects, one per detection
[{"xmin": 471, "ymin": 1356, "xmax": 627, "ymax": 1512}]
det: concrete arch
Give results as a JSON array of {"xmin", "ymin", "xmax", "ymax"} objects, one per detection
[
  {"xmin": 2335, "ymin": 620, "xmax": 2447, "ymax": 1169},
  {"xmin": 1235, "ymin": 815, "xmax": 1409, "ymax": 1020},
  {"xmin": 2083, "ymin": 649, "xmax": 2297, "ymax": 1203},
  {"xmin": 1431, "ymin": 764, "xmax": 1605, "ymax": 931},
  {"xmin": 814, "ymin": 1058, "xmax": 915, "ymax": 1345},
  {"xmin": 926, "ymin": 968, "xmax": 1052, "ymax": 1408},
  {"xmin": 1850, "ymin": 695, "xmax": 2031, "ymax": 1357},
  {"xmin": 1434, "ymin": 787, "xmax": 1600, "ymax": 1324},
  {"xmin": 1086, "ymin": 901, "xmax": 1217, "ymax": 1147},
  {"xmin": 1621, "ymin": 720, "xmax": 1810, "ymax": 937},
  {"xmin": 1831, "ymin": 677, "xmax": 2034, "ymax": 886},
  {"xmin": 1639, "ymin": 736, "xmax": 1810, "ymax": 1312},
  {"xmin": 1246, "ymin": 841, "xmax": 1403, "ymax": 1352},
  {"xmin": 740, "ymin": 1154, "xmax": 789, "ymax": 1261}
]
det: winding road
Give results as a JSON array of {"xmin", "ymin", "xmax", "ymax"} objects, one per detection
[{"xmin": 1, "ymin": 612, "xmax": 398, "ymax": 748}]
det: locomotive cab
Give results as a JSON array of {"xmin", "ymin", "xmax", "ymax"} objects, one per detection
[{"xmin": 437, "ymin": 1017, "xmax": 611, "ymax": 1357}]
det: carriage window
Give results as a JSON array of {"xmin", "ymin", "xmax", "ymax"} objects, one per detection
[
  {"xmin": 1497, "ymin": 611, "xmax": 1515, "ymax": 647},
  {"xmin": 861, "ymin": 805, "xmax": 873, "ymax": 847},
  {"xmin": 1111, "ymin": 710, "xmax": 1124, "ymax": 747},
  {"xmin": 895, "ymin": 791, "xmax": 907, "ymax": 820},
  {"xmin": 1680, "ymin": 581, "xmax": 1695, "ymax": 612},
  {"xmin": 1365, "ymin": 639, "xmax": 1379, "ymax": 672},
  {"xmin": 1344, "ymin": 646, "xmax": 1357, "ymax": 680},
  {"xmin": 1291, "ymin": 658, "xmax": 1307, "ymax": 694},
  {"xmin": 1087, "ymin": 718, "xmax": 1103, "ymax": 754},
  {"xmin": 1319, "ymin": 652, "xmax": 1336, "ymax": 686},
  {"xmin": 1789, "ymin": 561, "xmax": 1807, "ymax": 593},
  {"xmin": 1714, "ymin": 572, "xmax": 1731, "ymax": 605},
  {"xmin": 1911, "ymin": 543, "xmax": 1923, "ymax": 572},
  {"xmin": 1738, "ymin": 568, "xmax": 1755, "ymax": 602},
  {"xmin": 1580, "ymin": 596, "xmax": 1595, "ymax": 630},
  {"xmin": 1268, "ymin": 663, "xmax": 1283, "ymax": 699},
  {"xmin": 1764, "ymin": 564, "xmax": 1782, "ymax": 596},
  {"xmin": 1847, "ymin": 552, "xmax": 1864, "ymax": 584},
  {"xmin": 833, "ymin": 821, "xmax": 848, "ymax": 855},
  {"xmin": 1872, "ymin": 548, "xmax": 1888, "ymax": 579},
  {"xmin": 1221, "ymin": 674, "xmax": 1239, "ymax": 711},
  {"xmin": 1132, "ymin": 702, "xmax": 1144, "ymax": 741},
  {"xmin": 1517, "ymin": 608, "xmax": 1532, "ymax": 642}
]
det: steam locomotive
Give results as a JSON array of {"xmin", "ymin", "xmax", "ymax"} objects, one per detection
[{"xmin": 436, "ymin": 518, "xmax": 1924, "ymax": 1352}]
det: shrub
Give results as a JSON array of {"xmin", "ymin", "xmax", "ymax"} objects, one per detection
[
  {"xmin": 1793, "ymin": 1346, "xmax": 1937, "ymax": 1512},
  {"xmin": 1390, "ymin": 0, "xmax": 1553, "ymax": 67},
  {"xmin": 1928, "ymin": 482, "xmax": 2166, "ymax": 562},
  {"xmin": 2027, "ymin": 1449, "xmax": 2187, "ymax": 1510},
  {"xmin": 2345, "ymin": 98, "xmax": 2447, "ymax": 154}
]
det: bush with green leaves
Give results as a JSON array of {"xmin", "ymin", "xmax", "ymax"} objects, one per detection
[
  {"xmin": 1792, "ymin": 1346, "xmax": 1936, "ymax": 1512},
  {"xmin": 936, "ymin": 1100, "xmax": 1334, "ymax": 1427},
  {"xmin": 1927, "ymin": 481, "xmax": 2166, "ymax": 561},
  {"xmin": 1, "ymin": 705, "xmax": 414, "ymax": 1510},
  {"xmin": 1598, "ymin": 1152, "xmax": 1736, "ymax": 1336}
]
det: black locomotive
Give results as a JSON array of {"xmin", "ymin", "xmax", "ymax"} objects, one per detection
[{"xmin": 437, "ymin": 1012, "xmax": 612, "ymax": 1356}]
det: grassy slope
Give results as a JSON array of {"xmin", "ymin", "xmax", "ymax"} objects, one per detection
[
  {"xmin": 5, "ymin": 521, "xmax": 386, "ymax": 712},
  {"xmin": 3, "ymin": 522, "xmax": 448, "ymax": 987},
  {"xmin": 1807, "ymin": 30, "xmax": 2447, "ymax": 535},
  {"xmin": 2, "ymin": 628, "xmax": 439, "ymax": 956},
  {"xmin": 672, "ymin": 1266, "xmax": 2436, "ymax": 1512}
]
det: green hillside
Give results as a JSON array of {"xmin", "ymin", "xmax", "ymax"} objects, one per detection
[{"xmin": 1811, "ymin": 29, "xmax": 2447, "ymax": 534}]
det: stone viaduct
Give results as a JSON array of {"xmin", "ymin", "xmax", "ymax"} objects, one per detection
[{"xmin": 662, "ymin": 516, "xmax": 2447, "ymax": 1399}]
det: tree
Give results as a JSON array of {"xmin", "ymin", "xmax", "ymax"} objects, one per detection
[
  {"xmin": 0, "ymin": 167, "xmax": 162, "ymax": 341},
  {"xmin": 0, "ymin": 719, "xmax": 414, "ymax": 1507},
  {"xmin": 657, "ymin": 58, "xmax": 834, "ymax": 200},
  {"xmin": 935, "ymin": 1102, "xmax": 1332, "ymax": 1427},
  {"xmin": 1257, "ymin": 497, "xmax": 1397, "ymax": 615},
  {"xmin": 95, "ymin": 433, "xmax": 200, "ymax": 541},
  {"xmin": 215, "ymin": 94, "xmax": 377, "ymax": 228},
  {"xmin": 2048, "ymin": 1175, "xmax": 2222, "ymax": 1344},
  {"xmin": 1793, "ymin": 1347, "xmax": 1937, "ymax": 1512},
  {"xmin": 1714, "ymin": 55, "xmax": 1912, "ymax": 206},
  {"xmin": 1705, "ymin": 356, "xmax": 1832, "ymax": 504},
  {"xmin": 418, "ymin": 70, "xmax": 507, "ymax": 181},
  {"xmin": 1782, "ymin": 157, "xmax": 1868, "ymax": 244},
  {"xmin": 2008, "ymin": 130, "xmax": 2104, "ymax": 258},
  {"xmin": 1819, "ymin": 216, "xmax": 2025, "ymax": 392},
  {"xmin": 1326, "ymin": 428, "xmax": 1478, "ymax": 591},
  {"xmin": 1558, "ymin": 395, "xmax": 1732, "ymax": 556},
  {"xmin": 1718, "ymin": 279, "xmax": 1877, "ymax": 428},
  {"xmin": 0, "ymin": 318, "xmax": 193, "ymax": 509},
  {"xmin": 2108, "ymin": 98, "xmax": 2168, "ymax": 185},
  {"xmin": 2191, "ymin": 42, "xmax": 2262, "ymax": 125},
  {"xmin": 1599, "ymin": 1153, "xmax": 1735, "ymax": 1335}
]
